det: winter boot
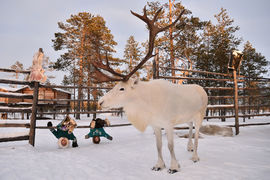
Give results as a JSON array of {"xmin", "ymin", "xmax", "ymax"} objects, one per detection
[
  {"xmin": 107, "ymin": 135, "xmax": 113, "ymax": 141},
  {"xmin": 47, "ymin": 121, "xmax": 54, "ymax": 130},
  {"xmin": 72, "ymin": 139, "xmax": 78, "ymax": 148}
]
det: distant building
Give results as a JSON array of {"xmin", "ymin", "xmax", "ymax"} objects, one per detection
[{"xmin": 0, "ymin": 86, "xmax": 71, "ymax": 105}]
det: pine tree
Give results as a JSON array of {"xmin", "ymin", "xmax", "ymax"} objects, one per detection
[
  {"xmin": 52, "ymin": 12, "xmax": 117, "ymax": 119},
  {"xmin": 196, "ymin": 8, "xmax": 241, "ymax": 74},
  {"xmin": 145, "ymin": 1, "xmax": 205, "ymax": 79},
  {"xmin": 123, "ymin": 36, "xmax": 142, "ymax": 75},
  {"xmin": 241, "ymin": 41, "xmax": 268, "ymax": 79}
]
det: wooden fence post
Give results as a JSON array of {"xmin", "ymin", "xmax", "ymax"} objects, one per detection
[
  {"xmin": 154, "ymin": 48, "xmax": 159, "ymax": 79},
  {"xmin": 29, "ymin": 81, "xmax": 39, "ymax": 146},
  {"xmin": 233, "ymin": 70, "xmax": 240, "ymax": 135}
]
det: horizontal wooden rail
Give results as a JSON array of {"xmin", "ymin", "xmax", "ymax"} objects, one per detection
[
  {"xmin": 159, "ymin": 67, "xmax": 239, "ymax": 77},
  {"xmin": 204, "ymin": 87, "xmax": 234, "ymax": 90},
  {"xmin": 0, "ymin": 68, "xmax": 31, "ymax": 74},
  {"xmin": 0, "ymin": 79, "xmax": 32, "ymax": 86},
  {"xmin": 37, "ymin": 110, "xmax": 122, "ymax": 115},
  {"xmin": 38, "ymin": 99, "xmax": 97, "ymax": 102},
  {"xmin": 0, "ymin": 102, "xmax": 32, "ymax": 107},
  {"xmin": 0, "ymin": 123, "xmax": 30, "ymax": 128},
  {"xmin": 174, "ymin": 122, "xmax": 270, "ymax": 130},
  {"xmin": 35, "ymin": 123, "xmax": 132, "ymax": 129},
  {"xmin": 207, "ymin": 104, "xmax": 270, "ymax": 110},
  {"xmin": 205, "ymin": 113, "xmax": 270, "ymax": 119},
  {"xmin": 227, "ymin": 122, "xmax": 270, "ymax": 127},
  {"xmin": 0, "ymin": 107, "xmax": 32, "ymax": 113},
  {"xmin": 40, "ymin": 84, "xmax": 112, "ymax": 90},
  {"xmin": 158, "ymin": 76, "xmax": 245, "ymax": 82},
  {"xmin": 208, "ymin": 95, "xmax": 270, "ymax": 99},
  {"xmin": 0, "ymin": 135, "xmax": 29, "ymax": 142},
  {"xmin": 0, "ymin": 92, "xmax": 33, "ymax": 99},
  {"xmin": 37, "ymin": 104, "xmax": 70, "ymax": 108}
]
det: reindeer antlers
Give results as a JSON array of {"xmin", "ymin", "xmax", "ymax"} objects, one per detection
[{"xmin": 92, "ymin": 6, "xmax": 185, "ymax": 83}]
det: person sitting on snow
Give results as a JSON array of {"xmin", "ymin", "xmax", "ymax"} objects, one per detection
[
  {"xmin": 47, "ymin": 115, "xmax": 78, "ymax": 148},
  {"xmin": 85, "ymin": 118, "xmax": 113, "ymax": 143}
]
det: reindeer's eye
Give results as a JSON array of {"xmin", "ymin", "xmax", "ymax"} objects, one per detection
[{"xmin": 119, "ymin": 88, "xmax": 125, "ymax": 91}]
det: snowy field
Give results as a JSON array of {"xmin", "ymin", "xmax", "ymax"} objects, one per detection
[{"xmin": 1, "ymin": 115, "xmax": 270, "ymax": 180}]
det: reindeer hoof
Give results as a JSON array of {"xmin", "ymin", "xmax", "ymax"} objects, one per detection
[
  {"xmin": 152, "ymin": 167, "xmax": 162, "ymax": 171},
  {"xmin": 191, "ymin": 156, "xmax": 200, "ymax": 163},
  {"xmin": 168, "ymin": 169, "xmax": 178, "ymax": 174}
]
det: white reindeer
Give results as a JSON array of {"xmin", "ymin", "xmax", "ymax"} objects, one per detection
[
  {"xmin": 98, "ymin": 77, "xmax": 208, "ymax": 173},
  {"xmin": 92, "ymin": 7, "xmax": 208, "ymax": 173}
]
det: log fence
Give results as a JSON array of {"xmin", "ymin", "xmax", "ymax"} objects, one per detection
[
  {"xmin": 0, "ymin": 68, "xmax": 37, "ymax": 145},
  {"xmin": 153, "ymin": 51, "xmax": 270, "ymax": 135},
  {"xmin": 1, "ymin": 51, "xmax": 270, "ymax": 145}
]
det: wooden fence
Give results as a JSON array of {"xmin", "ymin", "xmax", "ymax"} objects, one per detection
[
  {"xmin": 153, "ymin": 52, "xmax": 270, "ymax": 135},
  {"xmin": 1, "ymin": 54, "xmax": 270, "ymax": 145},
  {"xmin": 0, "ymin": 68, "xmax": 39, "ymax": 146},
  {"xmin": 0, "ymin": 68, "xmax": 121, "ymax": 146}
]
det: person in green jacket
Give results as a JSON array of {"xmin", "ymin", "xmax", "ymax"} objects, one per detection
[
  {"xmin": 47, "ymin": 115, "xmax": 78, "ymax": 147},
  {"xmin": 85, "ymin": 118, "xmax": 113, "ymax": 144}
]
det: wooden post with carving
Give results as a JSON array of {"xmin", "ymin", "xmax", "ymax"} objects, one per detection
[
  {"xmin": 233, "ymin": 70, "xmax": 240, "ymax": 135},
  {"xmin": 29, "ymin": 81, "xmax": 39, "ymax": 146}
]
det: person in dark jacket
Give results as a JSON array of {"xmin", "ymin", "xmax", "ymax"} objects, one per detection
[
  {"xmin": 85, "ymin": 118, "xmax": 113, "ymax": 143},
  {"xmin": 47, "ymin": 115, "xmax": 78, "ymax": 147}
]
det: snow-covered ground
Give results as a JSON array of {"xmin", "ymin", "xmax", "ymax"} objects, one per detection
[{"xmin": 0, "ymin": 115, "xmax": 270, "ymax": 180}]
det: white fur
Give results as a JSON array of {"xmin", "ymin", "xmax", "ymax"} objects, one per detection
[{"xmin": 99, "ymin": 77, "xmax": 208, "ymax": 172}]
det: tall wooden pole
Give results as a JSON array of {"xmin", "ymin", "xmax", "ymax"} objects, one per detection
[
  {"xmin": 153, "ymin": 48, "xmax": 159, "ymax": 79},
  {"xmin": 29, "ymin": 81, "xmax": 39, "ymax": 146},
  {"xmin": 169, "ymin": 0, "xmax": 175, "ymax": 83},
  {"xmin": 233, "ymin": 70, "xmax": 240, "ymax": 135}
]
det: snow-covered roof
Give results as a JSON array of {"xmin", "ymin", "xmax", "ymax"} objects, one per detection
[
  {"xmin": 0, "ymin": 85, "xmax": 71, "ymax": 95},
  {"xmin": 53, "ymin": 88, "xmax": 72, "ymax": 95},
  {"xmin": 0, "ymin": 86, "xmax": 25, "ymax": 92}
]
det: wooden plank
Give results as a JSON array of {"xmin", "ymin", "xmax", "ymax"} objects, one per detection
[
  {"xmin": 205, "ymin": 113, "xmax": 270, "ymax": 119},
  {"xmin": 0, "ymin": 102, "xmax": 32, "ymax": 107},
  {"xmin": 40, "ymin": 84, "xmax": 112, "ymax": 90},
  {"xmin": 208, "ymin": 95, "xmax": 270, "ymax": 99},
  {"xmin": 174, "ymin": 122, "xmax": 270, "ymax": 130},
  {"xmin": 0, "ymin": 79, "xmax": 31, "ymax": 85},
  {"xmin": 0, "ymin": 68, "xmax": 30, "ymax": 74},
  {"xmin": 39, "ymin": 110, "xmax": 123, "ymax": 115},
  {"xmin": 204, "ymin": 87, "xmax": 234, "ymax": 90},
  {"xmin": 0, "ymin": 135, "xmax": 29, "ymax": 143},
  {"xmin": 0, "ymin": 123, "xmax": 30, "ymax": 128},
  {"xmin": 35, "ymin": 123, "xmax": 132, "ymax": 129},
  {"xmin": 0, "ymin": 107, "xmax": 32, "ymax": 113},
  {"xmin": 206, "ymin": 104, "xmax": 270, "ymax": 110},
  {"xmin": 158, "ymin": 76, "xmax": 241, "ymax": 82},
  {"xmin": 38, "ymin": 99, "xmax": 95, "ymax": 102},
  {"xmin": 0, "ymin": 92, "xmax": 33, "ymax": 99},
  {"xmin": 159, "ymin": 66, "xmax": 247, "ymax": 78},
  {"xmin": 228, "ymin": 122, "xmax": 270, "ymax": 127}
]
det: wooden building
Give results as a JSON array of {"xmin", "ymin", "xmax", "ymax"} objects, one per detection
[
  {"xmin": 0, "ymin": 86, "xmax": 71, "ymax": 119},
  {"xmin": 4, "ymin": 86, "xmax": 71, "ymax": 104}
]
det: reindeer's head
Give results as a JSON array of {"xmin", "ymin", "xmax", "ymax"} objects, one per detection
[
  {"xmin": 98, "ymin": 76, "xmax": 139, "ymax": 109},
  {"xmin": 95, "ymin": 6, "xmax": 185, "ymax": 109}
]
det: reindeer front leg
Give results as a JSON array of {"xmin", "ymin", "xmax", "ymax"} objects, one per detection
[
  {"xmin": 166, "ymin": 127, "xmax": 180, "ymax": 174},
  {"xmin": 152, "ymin": 127, "xmax": 165, "ymax": 171}
]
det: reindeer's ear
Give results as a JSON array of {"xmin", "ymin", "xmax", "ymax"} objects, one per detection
[{"xmin": 129, "ymin": 75, "xmax": 139, "ymax": 89}]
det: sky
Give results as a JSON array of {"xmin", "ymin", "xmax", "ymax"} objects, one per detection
[{"xmin": 0, "ymin": 0, "xmax": 269, "ymax": 84}]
